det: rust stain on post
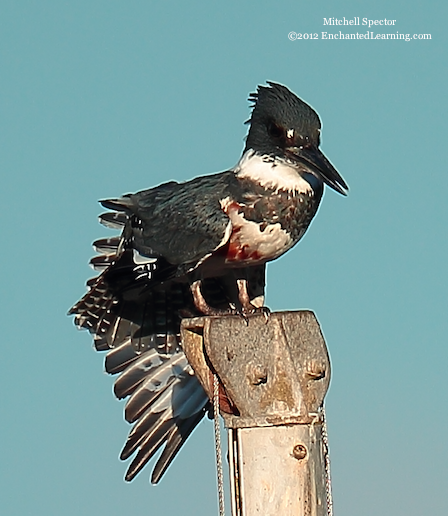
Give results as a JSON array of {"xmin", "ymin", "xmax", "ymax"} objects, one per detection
[{"xmin": 259, "ymin": 366, "xmax": 296, "ymax": 411}]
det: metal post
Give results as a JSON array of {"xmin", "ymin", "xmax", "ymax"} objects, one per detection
[{"xmin": 181, "ymin": 311, "xmax": 331, "ymax": 516}]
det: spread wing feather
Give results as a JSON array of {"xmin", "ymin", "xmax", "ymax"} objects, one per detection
[{"xmin": 69, "ymin": 172, "xmax": 267, "ymax": 483}]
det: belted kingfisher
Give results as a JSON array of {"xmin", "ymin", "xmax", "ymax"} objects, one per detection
[{"xmin": 70, "ymin": 82, "xmax": 348, "ymax": 484}]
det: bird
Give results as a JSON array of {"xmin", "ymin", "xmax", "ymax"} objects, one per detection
[{"xmin": 70, "ymin": 81, "xmax": 348, "ymax": 484}]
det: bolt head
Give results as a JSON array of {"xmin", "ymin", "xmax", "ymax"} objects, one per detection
[{"xmin": 292, "ymin": 444, "xmax": 307, "ymax": 460}]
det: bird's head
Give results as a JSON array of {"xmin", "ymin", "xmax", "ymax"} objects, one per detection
[{"xmin": 244, "ymin": 82, "xmax": 348, "ymax": 195}]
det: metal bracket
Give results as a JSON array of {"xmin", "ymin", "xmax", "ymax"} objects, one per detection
[
  {"xmin": 180, "ymin": 311, "xmax": 332, "ymax": 516},
  {"xmin": 181, "ymin": 310, "xmax": 330, "ymax": 427}
]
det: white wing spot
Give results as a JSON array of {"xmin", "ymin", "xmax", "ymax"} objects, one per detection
[{"xmin": 133, "ymin": 249, "xmax": 158, "ymax": 264}]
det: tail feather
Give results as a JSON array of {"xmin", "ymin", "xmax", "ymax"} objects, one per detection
[
  {"xmin": 150, "ymin": 410, "xmax": 206, "ymax": 485},
  {"xmin": 105, "ymin": 339, "xmax": 138, "ymax": 375},
  {"xmin": 113, "ymin": 349, "xmax": 168, "ymax": 399},
  {"xmin": 90, "ymin": 254, "xmax": 116, "ymax": 271},
  {"xmin": 123, "ymin": 384, "xmax": 208, "ymax": 483},
  {"xmin": 118, "ymin": 360, "xmax": 208, "ymax": 463},
  {"xmin": 124, "ymin": 420, "xmax": 174, "ymax": 481},
  {"xmin": 123, "ymin": 355, "xmax": 189, "ymax": 423},
  {"xmin": 100, "ymin": 196, "xmax": 133, "ymax": 212},
  {"xmin": 121, "ymin": 411, "xmax": 167, "ymax": 460},
  {"xmin": 99, "ymin": 211, "xmax": 128, "ymax": 229},
  {"xmin": 70, "ymin": 276, "xmax": 122, "ymax": 351},
  {"xmin": 92, "ymin": 237, "xmax": 121, "ymax": 255}
]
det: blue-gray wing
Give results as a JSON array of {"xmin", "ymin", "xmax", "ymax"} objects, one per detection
[{"xmin": 102, "ymin": 171, "xmax": 237, "ymax": 268}]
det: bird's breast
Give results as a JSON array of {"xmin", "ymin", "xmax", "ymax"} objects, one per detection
[{"xmin": 219, "ymin": 199, "xmax": 296, "ymax": 265}]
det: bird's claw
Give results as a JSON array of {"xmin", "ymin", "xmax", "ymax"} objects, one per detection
[{"xmin": 237, "ymin": 305, "xmax": 271, "ymax": 325}]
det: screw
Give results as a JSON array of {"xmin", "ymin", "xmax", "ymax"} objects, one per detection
[
  {"xmin": 305, "ymin": 359, "xmax": 326, "ymax": 380},
  {"xmin": 248, "ymin": 365, "xmax": 267, "ymax": 385},
  {"xmin": 292, "ymin": 444, "xmax": 307, "ymax": 460}
]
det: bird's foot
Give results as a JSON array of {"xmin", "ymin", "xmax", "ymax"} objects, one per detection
[
  {"xmin": 250, "ymin": 305, "xmax": 271, "ymax": 322},
  {"xmin": 190, "ymin": 279, "xmax": 270, "ymax": 322},
  {"xmin": 237, "ymin": 278, "xmax": 270, "ymax": 322},
  {"xmin": 238, "ymin": 304, "xmax": 271, "ymax": 324},
  {"xmin": 190, "ymin": 280, "xmax": 239, "ymax": 317}
]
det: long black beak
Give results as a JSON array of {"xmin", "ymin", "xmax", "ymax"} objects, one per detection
[{"xmin": 286, "ymin": 145, "xmax": 348, "ymax": 195}]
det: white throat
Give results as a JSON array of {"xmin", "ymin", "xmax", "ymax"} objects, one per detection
[{"xmin": 233, "ymin": 150, "xmax": 313, "ymax": 194}]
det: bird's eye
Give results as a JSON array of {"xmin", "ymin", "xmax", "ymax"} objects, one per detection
[{"xmin": 267, "ymin": 122, "xmax": 284, "ymax": 139}]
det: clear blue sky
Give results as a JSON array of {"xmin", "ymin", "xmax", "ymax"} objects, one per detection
[{"xmin": 1, "ymin": 1, "xmax": 446, "ymax": 515}]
